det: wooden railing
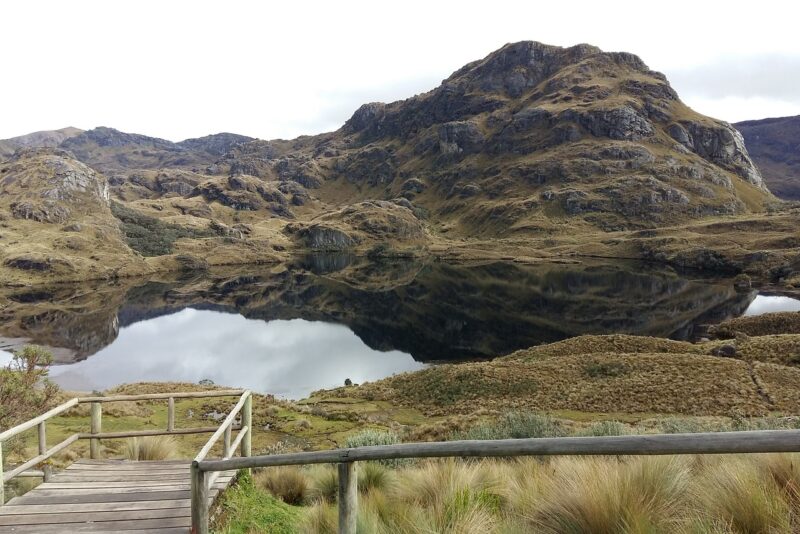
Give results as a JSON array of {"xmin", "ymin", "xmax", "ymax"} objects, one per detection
[
  {"xmin": 193, "ymin": 428, "xmax": 800, "ymax": 534},
  {"xmin": 190, "ymin": 390, "xmax": 252, "ymax": 532},
  {"xmin": 0, "ymin": 389, "xmax": 249, "ymax": 506}
]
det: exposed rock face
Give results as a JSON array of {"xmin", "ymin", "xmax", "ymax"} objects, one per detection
[
  {"xmin": 176, "ymin": 133, "xmax": 254, "ymax": 157},
  {"xmin": 734, "ymin": 115, "xmax": 800, "ymax": 200},
  {"xmin": 0, "ymin": 148, "xmax": 110, "ymax": 213}
]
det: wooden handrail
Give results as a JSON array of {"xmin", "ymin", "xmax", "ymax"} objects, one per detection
[
  {"xmin": 193, "ymin": 391, "xmax": 250, "ymax": 463},
  {"xmin": 191, "ymin": 391, "xmax": 252, "ymax": 533},
  {"xmin": 192, "ymin": 429, "xmax": 800, "ymax": 534},
  {"xmin": 78, "ymin": 389, "xmax": 245, "ymax": 403},
  {"xmin": 0, "ymin": 388, "xmax": 249, "ymax": 506},
  {"xmin": 0, "ymin": 398, "xmax": 78, "ymax": 442}
]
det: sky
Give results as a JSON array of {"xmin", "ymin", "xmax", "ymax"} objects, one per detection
[{"xmin": 1, "ymin": 0, "xmax": 799, "ymax": 141}]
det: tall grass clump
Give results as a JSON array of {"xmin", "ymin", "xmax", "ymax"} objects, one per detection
[
  {"xmin": 529, "ymin": 456, "xmax": 690, "ymax": 533},
  {"xmin": 124, "ymin": 435, "xmax": 177, "ymax": 461},
  {"xmin": 255, "ymin": 466, "xmax": 309, "ymax": 505},
  {"xmin": 307, "ymin": 465, "xmax": 339, "ymax": 503},
  {"xmin": 695, "ymin": 456, "xmax": 793, "ymax": 532}
]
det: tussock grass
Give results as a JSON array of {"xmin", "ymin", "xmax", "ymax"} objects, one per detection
[
  {"xmin": 123, "ymin": 435, "xmax": 177, "ymax": 461},
  {"xmin": 220, "ymin": 453, "xmax": 800, "ymax": 533},
  {"xmin": 255, "ymin": 466, "xmax": 308, "ymax": 505}
]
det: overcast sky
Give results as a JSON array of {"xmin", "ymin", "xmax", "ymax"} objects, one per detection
[{"xmin": 1, "ymin": 0, "xmax": 799, "ymax": 141}]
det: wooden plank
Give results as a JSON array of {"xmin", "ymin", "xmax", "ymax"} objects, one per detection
[
  {"xmin": 10, "ymin": 489, "xmax": 194, "ymax": 505},
  {"xmin": 72, "ymin": 460, "xmax": 188, "ymax": 466},
  {"xmin": 1, "ymin": 516, "xmax": 190, "ymax": 532},
  {"xmin": 27, "ymin": 480, "xmax": 231, "ymax": 496},
  {"xmin": 39, "ymin": 477, "xmax": 232, "ymax": 489},
  {"xmin": 0, "ymin": 499, "xmax": 193, "ymax": 515},
  {"xmin": 199, "ymin": 429, "xmax": 800, "ymax": 472},
  {"xmin": 78, "ymin": 389, "xmax": 244, "ymax": 403},
  {"xmin": 55, "ymin": 470, "xmax": 189, "ymax": 478},
  {"xmin": 79, "ymin": 426, "xmax": 232, "ymax": 440},
  {"xmin": 0, "ymin": 506, "xmax": 189, "ymax": 525},
  {"xmin": 53, "ymin": 474, "xmax": 189, "ymax": 482}
]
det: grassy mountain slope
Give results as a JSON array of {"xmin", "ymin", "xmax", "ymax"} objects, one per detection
[{"xmin": 735, "ymin": 115, "xmax": 800, "ymax": 200}]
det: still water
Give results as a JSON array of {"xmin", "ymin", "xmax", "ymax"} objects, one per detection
[{"xmin": 0, "ymin": 258, "xmax": 797, "ymax": 398}]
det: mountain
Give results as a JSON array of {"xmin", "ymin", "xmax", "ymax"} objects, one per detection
[
  {"xmin": 0, "ymin": 127, "xmax": 83, "ymax": 158},
  {"xmin": 216, "ymin": 41, "xmax": 770, "ymax": 238},
  {"xmin": 1, "ymin": 41, "xmax": 797, "ymax": 286},
  {"xmin": 734, "ymin": 115, "xmax": 800, "ymax": 200}
]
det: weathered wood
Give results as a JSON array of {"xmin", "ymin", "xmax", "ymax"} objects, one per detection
[
  {"xmin": 167, "ymin": 396, "xmax": 175, "ymax": 432},
  {"xmin": 15, "ymin": 471, "xmax": 44, "ymax": 478},
  {"xmin": 194, "ymin": 391, "xmax": 250, "ymax": 462},
  {"xmin": 337, "ymin": 462, "xmax": 357, "ymax": 534},
  {"xmin": 90, "ymin": 402, "xmax": 102, "ymax": 459},
  {"xmin": 38, "ymin": 479, "xmax": 230, "ymax": 489},
  {"xmin": 229, "ymin": 425, "xmax": 248, "ymax": 459},
  {"xmin": 78, "ymin": 426, "xmax": 236, "ymax": 440},
  {"xmin": 223, "ymin": 425, "xmax": 232, "ymax": 458},
  {"xmin": 0, "ymin": 441, "xmax": 4, "ymax": 506},
  {"xmin": 2, "ymin": 516, "xmax": 190, "ymax": 532},
  {"xmin": 78, "ymin": 389, "xmax": 244, "ymax": 403},
  {"xmin": 3, "ymin": 434, "xmax": 81, "ymax": 482},
  {"xmin": 199, "ymin": 429, "xmax": 800, "ymax": 472},
  {"xmin": 0, "ymin": 499, "xmax": 193, "ymax": 515},
  {"xmin": 190, "ymin": 461, "xmax": 209, "ymax": 534},
  {"xmin": 37, "ymin": 422, "xmax": 46, "ymax": 456},
  {"xmin": 0, "ymin": 506, "xmax": 189, "ymax": 525},
  {"xmin": 242, "ymin": 393, "xmax": 252, "ymax": 461},
  {"xmin": 0, "ymin": 398, "xmax": 78, "ymax": 442}
]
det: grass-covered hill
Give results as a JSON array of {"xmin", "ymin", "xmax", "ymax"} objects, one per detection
[
  {"xmin": 3, "ymin": 41, "xmax": 799, "ymax": 287},
  {"xmin": 735, "ymin": 115, "xmax": 800, "ymax": 200}
]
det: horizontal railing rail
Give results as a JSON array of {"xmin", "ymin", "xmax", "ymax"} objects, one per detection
[
  {"xmin": 0, "ymin": 389, "xmax": 247, "ymax": 507},
  {"xmin": 193, "ymin": 429, "xmax": 800, "ymax": 534}
]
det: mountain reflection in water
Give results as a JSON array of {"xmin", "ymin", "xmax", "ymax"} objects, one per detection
[{"xmin": 0, "ymin": 257, "xmax": 777, "ymax": 396}]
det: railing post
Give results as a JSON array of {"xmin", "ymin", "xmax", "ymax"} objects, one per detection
[
  {"xmin": 191, "ymin": 461, "xmax": 209, "ymax": 534},
  {"xmin": 241, "ymin": 392, "xmax": 252, "ymax": 462},
  {"xmin": 337, "ymin": 462, "xmax": 357, "ymax": 534},
  {"xmin": 38, "ymin": 421, "xmax": 52, "ymax": 482},
  {"xmin": 167, "ymin": 396, "xmax": 175, "ymax": 432},
  {"xmin": 223, "ymin": 425, "xmax": 232, "ymax": 458},
  {"xmin": 0, "ymin": 440, "xmax": 5, "ymax": 506},
  {"xmin": 90, "ymin": 402, "xmax": 102, "ymax": 459}
]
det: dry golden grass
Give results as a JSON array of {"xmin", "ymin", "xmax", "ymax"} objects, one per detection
[
  {"xmin": 711, "ymin": 312, "xmax": 800, "ymax": 338},
  {"xmin": 255, "ymin": 466, "xmax": 308, "ymax": 505},
  {"xmin": 123, "ymin": 435, "xmax": 177, "ymax": 461},
  {"xmin": 343, "ymin": 352, "xmax": 787, "ymax": 416},
  {"xmin": 283, "ymin": 455, "xmax": 800, "ymax": 533}
]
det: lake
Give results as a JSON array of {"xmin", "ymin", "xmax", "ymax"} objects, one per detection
[{"xmin": 1, "ymin": 257, "xmax": 797, "ymax": 398}]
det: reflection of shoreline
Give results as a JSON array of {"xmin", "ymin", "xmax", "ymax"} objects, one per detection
[
  {"xmin": 744, "ymin": 295, "xmax": 800, "ymax": 316},
  {"xmin": 0, "ymin": 259, "xmax": 791, "ymax": 366}
]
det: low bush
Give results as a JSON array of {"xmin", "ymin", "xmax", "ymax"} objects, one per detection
[
  {"xmin": 345, "ymin": 429, "xmax": 408, "ymax": 467},
  {"xmin": 111, "ymin": 201, "xmax": 212, "ymax": 256}
]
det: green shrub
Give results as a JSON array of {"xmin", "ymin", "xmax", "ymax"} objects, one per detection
[
  {"xmin": 345, "ymin": 429, "xmax": 409, "ymax": 467},
  {"xmin": 111, "ymin": 201, "xmax": 212, "ymax": 256},
  {"xmin": 453, "ymin": 412, "xmax": 565, "ymax": 441},
  {"xmin": 0, "ymin": 345, "xmax": 58, "ymax": 431}
]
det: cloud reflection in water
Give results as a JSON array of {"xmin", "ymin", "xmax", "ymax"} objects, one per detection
[{"xmin": 49, "ymin": 308, "xmax": 424, "ymax": 399}]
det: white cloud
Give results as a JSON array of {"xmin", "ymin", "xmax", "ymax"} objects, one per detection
[{"xmin": 1, "ymin": 0, "xmax": 798, "ymax": 140}]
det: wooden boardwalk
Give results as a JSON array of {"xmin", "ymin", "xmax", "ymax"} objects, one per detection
[{"xmin": 0, "ymin": 459, "xmax": 235, "ymax": 533}]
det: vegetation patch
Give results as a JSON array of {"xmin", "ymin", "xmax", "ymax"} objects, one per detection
[
  {"xmin": 110, "ymin": 201, "xmax": 212, "ymax": 256},
  {"xmin": 585, "ymin": 361, "xmax": 630, "ymax": 378}
]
